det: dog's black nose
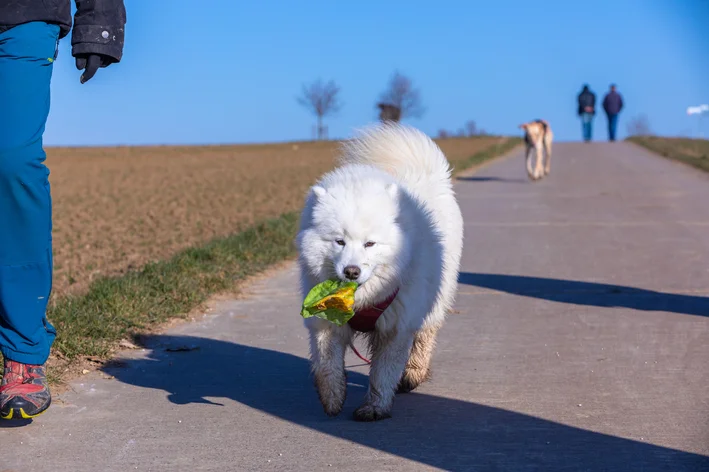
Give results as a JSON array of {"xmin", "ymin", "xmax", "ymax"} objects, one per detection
[{"xmin": 344, "ymin": 265, "xmax": 361, "ymax": 280}]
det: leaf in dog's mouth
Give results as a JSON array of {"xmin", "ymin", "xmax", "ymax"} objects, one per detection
[{"xmin": 301, "ymin": 279, "xmax": 358, "ymax": 326}]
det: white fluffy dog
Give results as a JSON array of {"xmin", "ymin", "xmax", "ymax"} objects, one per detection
[{"xmin": 296, "ymin": 124, "xmax": 463, "ymax": 421}]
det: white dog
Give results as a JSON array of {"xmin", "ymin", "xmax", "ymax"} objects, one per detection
[{"xmin": 296, "ymin": 124, "xmax": 463, "ymax": 421}]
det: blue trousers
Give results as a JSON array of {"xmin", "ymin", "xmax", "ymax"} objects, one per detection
[
  {"xmin": 0, "ymin": 22, "xmax": 59, "ymax": 365},
  {"xmin": 580, "ymin": 113, "xmax": 594, "ymax": 142},
  {"xmin": 607, "ymin": 113, "xmax": 619, "ymax": 141}
]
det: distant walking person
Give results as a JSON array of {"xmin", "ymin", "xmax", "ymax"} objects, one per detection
[
  {"xmin": 602, "ymin": 84, "xmax": 624, "ymax": 141},
  {"xmin": 577, "ymin": 85, "xmax": 596, "ymax": 142}
]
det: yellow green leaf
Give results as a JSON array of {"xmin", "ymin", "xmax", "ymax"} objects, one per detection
[{"xmin": 301, "ymin": 279, "xmax": 358, "ymax": 326}]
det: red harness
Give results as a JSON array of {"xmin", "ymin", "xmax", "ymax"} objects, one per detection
[{"xmin": 347, "ymin": 289, "xmax": 399, "ymax": 333}]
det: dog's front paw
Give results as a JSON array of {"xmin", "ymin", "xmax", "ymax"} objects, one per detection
[
  {"xmin": 315, "ymin": 374, "xmax": 346, "ymax": 417},
  {"xmin": 319, "ymin": 393, "xmax": 345, "ymax": 417},
  {"xmin": 353, "ymin": 404, "xmax": 392, "ymax": 422}
]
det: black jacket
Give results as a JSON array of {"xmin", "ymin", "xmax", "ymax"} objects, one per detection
[
  {"xmin": 0, "ymin": 0, "xmax": 126, "ymax": 63},
  {"xmin": 602, "ymin": 91, "xmax": 624, "ymax": 115},
  {"xmin": 578, "ymin": 89, "xmax": 596, "ymax": 115},
  {"xmin": 577, "ymin": 89, "xmax": 596, "ymax": 116}
]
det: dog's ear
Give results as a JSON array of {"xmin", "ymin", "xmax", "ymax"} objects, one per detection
[
  {"xmin": 519, "ymin": 123, "xmax": 528, "ymax": 130},
  {"xmin": 385, "ymin": 183, "xmax": 398, "ymax": 199},
  {"xmin": 311, "ymin": 186, "xmax": 328, "ymax": 198}
]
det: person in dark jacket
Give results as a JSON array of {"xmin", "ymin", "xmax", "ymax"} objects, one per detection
[
  {"xmin": 602, "ymin": 84, "xmax": 624, "ymax": 141},
  {"xmin": 0, "ymin": 0, "xmax": 126, "ymax": 421},
  {"xmin": 577, "ymin": 85, "xmax": 596, "ymax": 142}
]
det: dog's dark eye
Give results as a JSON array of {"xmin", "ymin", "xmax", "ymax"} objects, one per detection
[
  {"xmin": 364, "ymin": 241, "xmax": 376, "ymax": 248},
  {"xmin": 336, "ymin": 239, "xmax": 346, "ymax": 246}
]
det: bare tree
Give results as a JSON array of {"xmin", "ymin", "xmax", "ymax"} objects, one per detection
[
  {"xmin": 437, "ymin": 129, "xmax": 451, "ymax": 139},
  {"xmin": 626, "ymin": 114, "xmax": 652, "ymax": 137},
  {"xmin": 297, "ymin": 79, "xmax": 342, "ymax": 140},
  {"xmin": 378, "ymin": 71, "xmax": 425, "ymax": 121},
  {"xmin": 465, "ymin": 120, "xmax": 478, "ymax": 137}
]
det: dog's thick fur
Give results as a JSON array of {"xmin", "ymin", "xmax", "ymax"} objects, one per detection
[
  {"xmin": 296, "ymin": 124, "xmax": 463, "ymax": 421},
  {"xmin": 520, "ymin": 119, "xmax": 553, "ymax": 180}
]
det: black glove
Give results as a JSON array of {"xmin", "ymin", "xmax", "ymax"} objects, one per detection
[{"xmin": 75, "ymin": 54, "xmax": 112, "ymax": 84}]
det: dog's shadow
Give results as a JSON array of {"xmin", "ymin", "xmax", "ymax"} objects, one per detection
[
  {"xmin": 457, "ymin": 175, "xmax": 527, "ymax": 183},
  {"xmin": 106, "ymin": 335, "xmax": 708, "ymax": 471}
]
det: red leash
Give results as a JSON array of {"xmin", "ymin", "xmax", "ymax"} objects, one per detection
[{"xmin": 350, "ymin": 343, "xmax": 371, "ymax": 364}]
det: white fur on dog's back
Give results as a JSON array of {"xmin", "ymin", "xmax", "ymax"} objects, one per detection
[{"xmin": 340, "ymin": 124, "xmax": 454, "ymax": 205}]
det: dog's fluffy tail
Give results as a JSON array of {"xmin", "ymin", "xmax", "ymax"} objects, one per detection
[{"xmin": 339, "ymin": 123, "xmax": 453, "ymax": 201}]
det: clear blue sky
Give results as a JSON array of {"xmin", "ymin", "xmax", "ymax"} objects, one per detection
[{"xmin": 44, "ymin": 0, "xmax": 709, "ymax": 146}]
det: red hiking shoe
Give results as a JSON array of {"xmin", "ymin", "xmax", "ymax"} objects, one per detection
[{"xmin": 0, "ymin": 359, "xmax": 51, "ymax": 420}]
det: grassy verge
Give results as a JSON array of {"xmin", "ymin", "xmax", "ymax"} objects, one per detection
[
  {"xmin": 48, "ymin": 213, "xmax": 299, "ymax": 361},
  {"xmin": 627, "ymin": 136, "xmax": 709, "ymax": 173},
  {"xmin": 2, "ymin": 138, "xmax": 521, "ymax": 381},
  {"xmin": 449, "ymin": 137, "xmax": 522, "ymax": 173}
]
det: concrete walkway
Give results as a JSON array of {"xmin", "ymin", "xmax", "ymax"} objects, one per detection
[{"xmin": 2, "ymin": 142, "xmax": 708, "ymax": 472}]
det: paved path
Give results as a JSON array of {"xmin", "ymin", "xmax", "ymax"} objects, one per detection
[{"xmin": 2, "ymin": 142, "xmax": 708, "ymax": 472}]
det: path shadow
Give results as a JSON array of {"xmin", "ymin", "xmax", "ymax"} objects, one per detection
[
  {"xmin": 457, "ymin": 175, "xmax": 527, "ymax": 183},
  {"xmin": 107, "ymin": 335, "xmax": 708, "ymax": 471},
  {"xmin": 458, "ymin": 273, "xmax": 709, "ymax": 318},
  {"xmin": 0, "ymin": 418, "xmax": 33, "ymax": 428}
]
